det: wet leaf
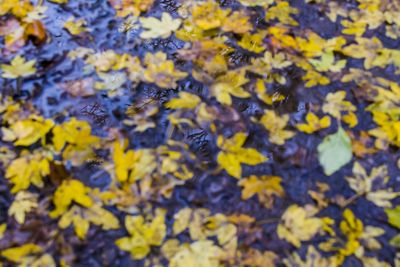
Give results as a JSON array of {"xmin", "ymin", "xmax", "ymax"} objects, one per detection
[
  {"xmin": 277, "ymin": 205, "xmax": 324, "ymax": 247},
  {"xmin": 217, "ymin": 133, "xmax": 268, "ymax": 179},
  {"xmin": 318, "ymin": 127, "xmax": 352, "ymax": 176},
  {"xmin": 1, "ymin": 55, "xmax": 36, "ymax": 78},
  {"xmin": 8, "ymin": 191, "xmax": 38, "ymax": 224},
  {"xmin": 140, "ymin": 12, "xmax": 181, "ymax": 39}
]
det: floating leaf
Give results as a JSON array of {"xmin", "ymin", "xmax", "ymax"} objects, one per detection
[
  {"xmin": 1, "ymin": 55, "xmax": 36, "ymax": 79},
  {"xmin": 318, "ymin": 127, "xmax": 352, "ymax": 176},
  {"xmin": 140, "ymin": 12, "xmax": 181, "ymax": 39}
]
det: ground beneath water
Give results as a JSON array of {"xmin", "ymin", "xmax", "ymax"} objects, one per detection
[{"xmin": 0, "ymin": 0, "xmax": 400, "ymax": 266}]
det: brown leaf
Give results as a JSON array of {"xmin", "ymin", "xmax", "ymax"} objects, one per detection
[{"xmin": 59, "ymin": 78, "xmax": 96, "ymax": 97}]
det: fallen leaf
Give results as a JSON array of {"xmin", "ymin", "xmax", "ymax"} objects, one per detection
[{"xmin": 318, "ymin": 127, "xmax": 352, "ymax": 176}]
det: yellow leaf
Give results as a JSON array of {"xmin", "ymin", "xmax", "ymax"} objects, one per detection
[
  {"xmin": 173, "ymin": 208, "xmax": 192, "ymax": 235},
  {"xmin": 50, "ymin": 179, "xmax": 93, "ymax": 218},
  {"xmin": 217, "ymin": 133, "xmax": 268, "ymax": 179},
  {"xmin": 239, "ymin": 175, "xmax": 284, "ymax": 208},
  {"xmin": 49, "ymin": 0, "xmax": 68, "ymax": 3},
  {"xmin": 303, "ymin": 70, "xmax": 330, "ymax": 88},
  {"xmin": 238, "ymin": 0, "xmax": 272, "ymax": 7},
  {"xmin": 1, "ymin": 55, "xmax": 36, "ymax": 79},
  {"xmin": 109, "ymin": 0, "xmax": 154, "ymax": 17},
  {"xmin": 8, "ymin": 191, "xmax": 38, "ymax": 224},
  {"xmin": 238, "ymin": 32, "xmax": 267, "ymax": 53},
  {"xmin": 168, "ymin": 240, "xmax": 226, "ymax": 267},
  {"xmin": 296, "ymin": 112, "xmax": 331, "ymax": 134},
  {"xmin": 277, "ymin": 205, "xmax": 323, "ymax": 247},
  {"xmin": 5, "ymin": 149, "xmax": 52, "ymax": 193},
  {"xmin": 116, "ymin": 209, "xmax": 166, "ymax": 259},
  {"xmin": 309, "ymin": 52, "xmax": 347, "ymax": 73},
  {"xmin": 1, "ymin": 244, "xmax": 42, "ymax": 263},
  {"xmin": 2, "ymin": 115, "xmax": 54, "ymax": 146},
  {"xmin": 322, "ymin": 91, "xmax": 357, "ymax": 120},
  {"xmin": 58, "ymin": 203, "xmax": 119, "ymax": 239},
  {"xmin": 191, "ymin": 0, "xmax": 230, "ymax": 30},
  {"xmin": 260, "ymin": 110, "xmax": 295, "ymax": 145},
  {"xmin": 140, "ymin": 12, "xmax": 181, "ymax": 39},
  {"xmin": 211, "ymin": 70, "xmax": 250, "ymax": 105},
  {"xmin": 0, "ymin": 223, "xmax": 6, "ymax": 239},
  {"xmin": 265, "ymin": 1, "xmax": 299, "ymax": 26},
  {"xmin": 165, "ymin": 92, "xmax": 201, "ymax": 109},
  {"xmin": 346, "ymin": 162, "xmax": 398, "ymax": 208},
  {"xmin": 64, "ymin": 17, "xmax": 90, "ymax": 35},
  {"xmin": 221, "ymin": 11, "xmax": 252, "ymax": 34},
  {"xmin": 52, "ymin": 118, "xmax": 100, "ymax": 166},
  {"xmin": 143, "ymin": 52, "xmax": 187, "ymax": 88},
  {"xmin": 284, "ymin": 246, "xmax": 338, "ymax": 267}
]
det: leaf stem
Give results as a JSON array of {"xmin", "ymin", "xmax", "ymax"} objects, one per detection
[{"xmin": 16, "ymin": 77, "xmax": 23, "ymax": 95}]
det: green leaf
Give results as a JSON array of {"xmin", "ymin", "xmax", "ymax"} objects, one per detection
[
  {"xmin": 317, "ymin": 127, "xmax": 352, "ymax": 176},
  {"xmin": 386, "ymin": 206, "xmax": 400, "ymax": 229}
]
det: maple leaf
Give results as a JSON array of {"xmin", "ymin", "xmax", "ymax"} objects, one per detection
[
  {"xmin": 369, "ymin": 111, "xmax": 400, "ymax": 149},
  {"xmin": 239, "ymin": 175, "xmax": 284, "ymax": 209},
  {"xmin": 309, "ymin": 52, "xmax": 347, "ymax": 72},
  {"xmin": 124, "ymin": 100, "xmax": 159, "ymax": 132},
  {"xmin": 320, "ymin": 209, "xmax": 384, "ymax": 264},
  {"xmin": 94, "ymin": 71, "xmax": 127, "ymax": 96},
  {"xmin": 296, "ymin": 112, "xmax": 331, "ymax": 134},
  {"xmin": 240, "ymin": 249, "xmax": 278, "ymax": 267},
  {"xmin": 8, "ymin": 191, "xmax": 39, "ymax": 224},
  {"xmin": 49, "ymin": 179, "xmax": 93, "ymax": 218},
  {"xmin": 109, "ymin": 0, "xmax": 154, "ymax": 17},
  {"xmin": 191, "ymin": 0, "xmax": 230, "ymax": 30},
  {"xmin": 211, "ymin": 69, "xmax": 251, "ymax": 105},
  {"xmin": 163, "ymin": 240, "xmax": 226, "ymax": 267},
  {"xmin": 277, "ymin": 205, "xmax": 324, "ymax": 247},
  {"xmin": 172, "ymin": 208, "xmax": 237, "ymax": 256},
  {"xmin": 58, "ymin": 203, "xmax": 119, "ymax": 239},
  {"xmin": 265, "ymin": 1, "xmax": 299, "ymax": 26},
  {"xmin": 322, "ymin": 91, "xmax": 357, "ymax": 127},
  {"xmin": 109, "ymin": 139, "xmax": 156, "ymax": 183},
  {"xmin": 116, "ymin": 209, "xmax": 166, "ymax": 259},
  {"xmin": 2, "ymin": 115, "xmax": 54, "ymax": 146},
  {"xmin": 217, "ymin": 133, "xmax": 268, "ymax": 179},
  {"xmin": 64, "ymin": 17, "xmax": 90, "ymax": 35},
  {"xmin": 85, "ymin": 50, "xmax": 119, "ymax": 72},
  {"xmin": 1, "ymin": 55, "xmax": 36, "ymax": 79},
  {"xmin": 143, "ymin": 52, "xmax": 187, "ymax": 88},
  {"xmin": 346, "ymin": 162, "xmax": 399, "ymax": 208},
  {"xmin": 302, "ymin": 70, "xmax": 330, "ymax": 88},
  {"xmin": 238, "ymin": 32, "xmax": 267, "ymax": 53},
  {"xmin": 52, "ymin": 118, "xmax": 100, "ymax": 166},
  {"xmin": 259, "ymin": 110, "xmax": 295, "ymax": 145},
  {"xmin": 157, "ymin": 141, "xmax": 195, "ymax": 182},
  {"xmin": 5, "ymin": 149, "xmax": 52, "ymax": 193},
  {"xmin": 284, "ymin": 246, "xmax": 338, "ymax": 267},
  {"xmin": 342, "ymin": 37, "xmax": 391, "ymax": 69},
  {"xmin": 140, "ymin": 12, "xmax": 181, "ymax": 39},
  {"xmin": 221, "ymin": 10, "xmax": 252, "ymax": 34}
]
